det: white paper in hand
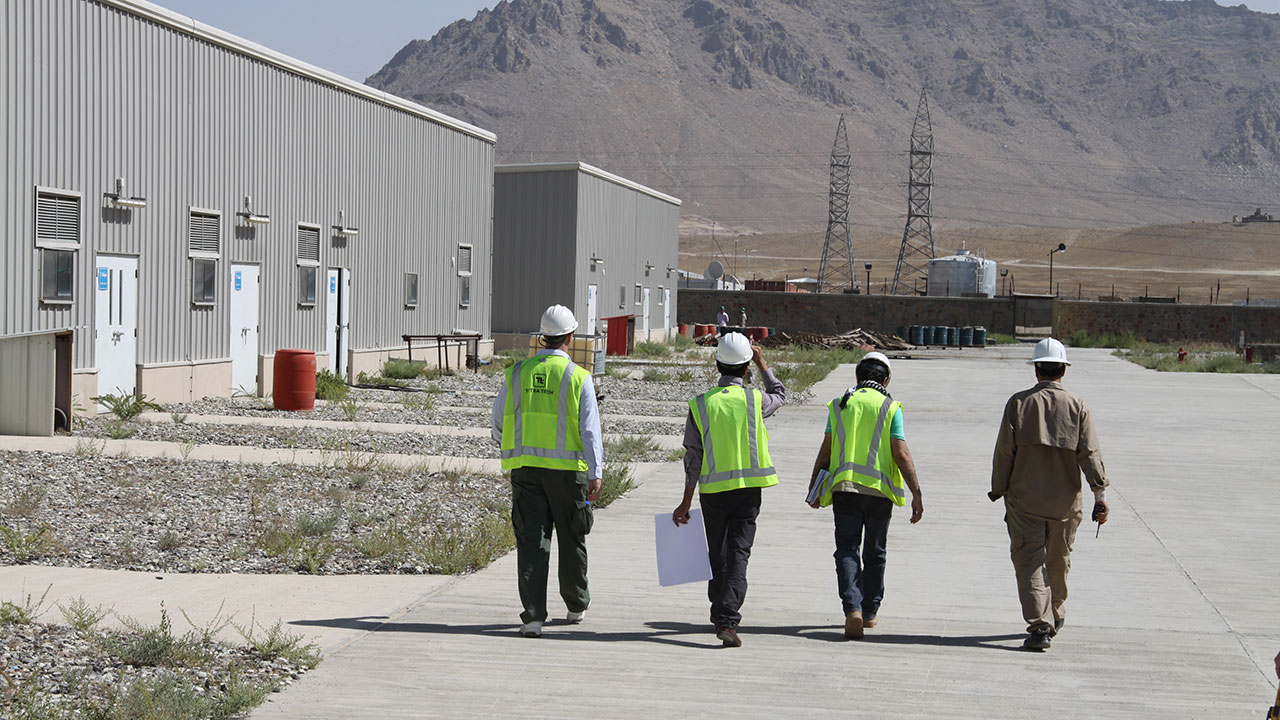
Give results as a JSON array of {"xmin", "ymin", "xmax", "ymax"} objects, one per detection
[{"xmin": 655, "ymin": 509, "xmax": 713, "ymax": 587}]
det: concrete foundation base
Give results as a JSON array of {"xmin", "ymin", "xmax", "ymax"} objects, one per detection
[
  {"xmin": 137, "ymin": 360, "xmax": 232, "ymax": 404},
  {"xmin": 350, "ymin": 339, "xmax": 494, "ymax": 379}
]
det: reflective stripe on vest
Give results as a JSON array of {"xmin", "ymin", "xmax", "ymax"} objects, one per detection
[
  {"xmin": 500, "ymin": 356, "xmax": 587, "ymax": 471},
  {"xmin": 826, "ymin": 390, "xmax": 905, "ymax": 506},
  {"xmin": 691, "ymin": 385, "xmax": 777, "ymax": 493}
]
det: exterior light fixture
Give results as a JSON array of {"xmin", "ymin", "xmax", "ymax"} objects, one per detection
[
  {"xmin": 590, "ymin": 254, "xmax": 604, "ymax": 267},
  {"xmin": 236, "ymin": 195, "xmax": 271, "ymax": 225},
  {"xmin": 332, "ymin": 210, "xmax": 359, "ymax": 237},
  {"xmin": 104, "ymin": 177, "xmax": 147, "ymax": 209},
  {"xmin": 645, "ymin": 261, "xmax": 656, "ymax": 271},
  {"xmin": 1047, "ymin": 242, "xmax": 1067, "ymax": 295},
  {"xmin": 666, "ymin": 265, "xmax": 675, "ymax": 277}
]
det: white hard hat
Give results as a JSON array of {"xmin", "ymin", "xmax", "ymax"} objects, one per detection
[
  {"xmin": 716, "ymin": 332, "xmax": 753, "ymax": 365},
  {"xmin": 1028, "ymin": 338, "xmax": 1071, "ymax": 365},
  {"xmin": 859, "ymin": 351, "xmax": 891, "ymax": 375},
  {"xmin": 539, "ymin": 304, "xmax": 578, "ymax": 336}
]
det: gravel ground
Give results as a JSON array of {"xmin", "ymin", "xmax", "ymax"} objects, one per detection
[
  {"xmin": 169, "ymin": 396, "xmax": 490, "ymax": 429},
  {"xmin": 0, "ymin": 450, "xmax": 510, "ymax": 575},
  {"xmin": 162, "ymin": 394, "xmax": 680, "ymax": 435},
  {"xmin": 1, "ymin": 620, "xmax": 312, "ymax": 718}
]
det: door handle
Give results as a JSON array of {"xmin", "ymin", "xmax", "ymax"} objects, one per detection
[{"xmin": 112, "ymin": 331, "xmax": 123, "ymax": 341}]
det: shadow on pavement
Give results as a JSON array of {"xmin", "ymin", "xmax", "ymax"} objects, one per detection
[{"xmin": 289, "ymin": 617, "xmax": 1026, "ymax": 651}]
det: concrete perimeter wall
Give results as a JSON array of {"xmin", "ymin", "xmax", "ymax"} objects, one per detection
[
  {"xmin": 1054, "ymin": 301, "xmax": 1280, "ymax": 344},
  {"xmin": 677, "ymin": 290, "xmax": 1016, "ymax": 335}
]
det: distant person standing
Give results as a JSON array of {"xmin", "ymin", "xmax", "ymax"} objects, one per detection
[
  {"xmin": 738, "ymin": 306, "xmax": 748, "ymax": 327},
  {"xmin": 672, "ymin": 333, "xmax": 786, "ymax": 647},
  {"xmin": 492, "ymin": 304, "xmax": 603, "ymax": 638},
  {"xmin": 716, "ymin": 306, "xmax": 729, "ymax": 327},
  {"xmin": 806, "ymin": 352, "xmax": 923, "ymax": 639},
  {"xmin": 990, "ymin": 337, "xmax": 1109, "ymax": 652}
]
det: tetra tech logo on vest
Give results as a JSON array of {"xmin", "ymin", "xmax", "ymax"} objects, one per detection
[{"xmin": 530, "ymin": 370, "xmax": 553, "ymax": 394}]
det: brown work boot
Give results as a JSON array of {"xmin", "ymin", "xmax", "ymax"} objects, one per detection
[
  {"xmin": 863, "ymin": 615, "xmax": 878, "ymax": 629},
  {"xmin": 844, "ymin": 611, "xmax": 864, "ymax": 639},
  {"xmin": 715, "ymin": 626, "xmax": 742, "ymax": 647}
]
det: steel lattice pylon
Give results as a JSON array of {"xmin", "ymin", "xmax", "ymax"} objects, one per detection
[
  {"xmin": 891, "ymin": 88, "xmax": 936, "ymax": 295},
  {"xmin": 817, "ymin": 115, "xmax": 855, "ymax": 293}
]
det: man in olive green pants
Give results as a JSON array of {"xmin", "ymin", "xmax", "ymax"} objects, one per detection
[
  {"xmin": 511, "ymin": 468, "xmax": 592, "ymax": 629},
  {"xmin": 492, "ymin": 305, "xmax": 603, "ymax": 638}
]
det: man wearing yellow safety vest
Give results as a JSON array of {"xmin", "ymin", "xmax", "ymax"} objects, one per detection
[
  {"xmin": 492, "ymin": 305, "xmax": 603, "ymax": 639},
  {"xmin": 990, "ymin": 337, "xmax": 1109, "ymax": 652},
  {"xmin": 806, "ymin": 351, "xmax": 923, "ymax": 640},
  {"xmin": 672, "ymin": 332, "xmax": 786, "ymax": 648}
]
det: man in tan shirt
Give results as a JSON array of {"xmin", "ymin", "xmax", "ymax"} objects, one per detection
[{"xmin": 990, "ymin": 338, "xmax": 1109, "ymax": 651}]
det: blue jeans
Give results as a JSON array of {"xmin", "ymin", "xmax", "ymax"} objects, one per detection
[{"xmin": 833, "ymin": 491, "xmax": 894, "ymax": 617}]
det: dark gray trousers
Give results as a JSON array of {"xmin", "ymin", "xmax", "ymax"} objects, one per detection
[{"xmin": 699, "ymin": 486, "xmax": 762, "ymax": 629}]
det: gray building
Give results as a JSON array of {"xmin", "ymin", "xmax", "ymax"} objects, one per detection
[
  {"xmin": 1, "ymin": 0, "xmax": 496, "ymax": 409},
  {"xmin": 492, "ymin": 163, "xmax": 681, "ymax": 347}
]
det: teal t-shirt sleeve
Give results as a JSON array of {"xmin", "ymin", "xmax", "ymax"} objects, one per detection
[
  {"xmin": 890, "ymin": 409, "xmax": 905, "ymax": 440},
  {"xmin": 824, "ymin": 414, "xmax": 832, "ymax": 433}
]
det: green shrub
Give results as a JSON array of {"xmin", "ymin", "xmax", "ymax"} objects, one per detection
[
  {"xmin": 634, "ymin": 341, "xmax": 671, "ymax": 358},
  {"xmin": 1067, "ymin": 329, "xmax": 1142, "ymax": 349},
  {"xmin": 315, "ymin": 369, "xmax": 349, "ymax": 401},
  {"xmin": 383, "ymin": 358, "xmax": 427, "ymax": 379},
  {"xmin": 669, "ymin": 333, "xmax": 695, "ymax": 352},
  {"xmin": 416, "ymin": 512, "xmax": 515, "ymax": 575},
  {"xmin": 604, "ymin": 435, "xmax": 660, "ymax": 462},
  {"xmin": 58, "ymin": 596, "xmax": 112, "ymax": 633},
  {"xmin": 92, "ymin": 392, "xmax": 163, "ymax": 420},
  {"xmin": 641, "ymin": 368, "xmax": 670, "ymax": 382},
  {"xmin": 595, "ymin": 462, "xmax": 636, "ymax": 508},
  {"xmin": 1, "ymin": 521, "xmax": 58, "ymax": 563}
]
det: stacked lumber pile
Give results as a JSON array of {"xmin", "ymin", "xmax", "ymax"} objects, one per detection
[{"xmin": 758, "ymin": 329, "xmax": 914, "ymax": 351}]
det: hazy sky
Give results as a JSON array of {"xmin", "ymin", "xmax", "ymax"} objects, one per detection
[{"xmin": 158, "ymin": 0, "xmax": 1280, "ymax": 83}]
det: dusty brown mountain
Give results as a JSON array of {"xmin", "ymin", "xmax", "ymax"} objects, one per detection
[{"xmin": 367, "ymin": 0, "xmax": 1280, "ymax": 237}]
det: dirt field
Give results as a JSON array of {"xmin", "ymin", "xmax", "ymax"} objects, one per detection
[{"xmin": 680, "ymin": 221, "xmax": 1280, "ymax": 302}]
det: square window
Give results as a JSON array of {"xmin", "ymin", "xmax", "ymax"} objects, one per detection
[
  {"xmin": 405, "ymin": 273, "xmax": 419, "ymax": 308},
  {"xmin": 459, "ymin": 276, "xmax": 471, "ymax": 308},
  {"xmin": 192, "ymin": 258, "xmax": 217, "ymax": 304},
  {"xmin": 298, "ymin": 266, "xmax": 317, "ymax": 306},
  {"xmin": 41, "ymin": 249, "xmax": 75, "ymax": 303}
]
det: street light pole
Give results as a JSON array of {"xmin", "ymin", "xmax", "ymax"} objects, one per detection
[
  {"xmin": 1001, "ymin": 268, "xmax": 1009, "ymax": 297},
  {"xmin": 864, "ymin": 262, "xmax": 872, "ymax": 295},
  {"xmin": 1048, "ymin": 242, "xmax": 1067, "ymax": 295}
]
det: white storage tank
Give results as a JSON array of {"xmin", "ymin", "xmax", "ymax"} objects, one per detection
[{"xmin": 927, "ymin": 249, "xmax": 997, "ymax": 297}]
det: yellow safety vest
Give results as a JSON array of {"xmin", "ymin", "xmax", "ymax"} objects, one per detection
[
  {"xmin": 501, "ymin": 354, "xmax": 588, "ymax": 472},
  {"xmin": 689, "ymin": 384, "xmax": 778, "ymax": 494},
  {"xmin": 821, "ymin": 388, "xmax": 905, "ymax": 507}
]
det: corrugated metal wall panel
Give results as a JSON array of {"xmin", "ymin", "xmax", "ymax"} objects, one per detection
[
  {"xmin": 492, "ymin": 170, "xmax": 578, "ymax": 333},
  {"xmin": 5, "ymin": 0, "xmax": 494, "ymax": 377}
]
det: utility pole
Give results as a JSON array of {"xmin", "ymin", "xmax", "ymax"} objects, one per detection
[
  {"xmin": 891, "ymin": 88, "xmax": 936, "ymax": 295},
  {"xmin": 817, "ymin": 115, "xmax": 855, "ymax": 293}
]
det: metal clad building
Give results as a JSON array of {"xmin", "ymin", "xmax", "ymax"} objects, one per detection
[
  {"xmin": 2, "ymin": 0, "xmax": 496, "ymax": 406},
  {"xmin": 492, "ymin": 163, "xmax": 681, "ymax": 344}
]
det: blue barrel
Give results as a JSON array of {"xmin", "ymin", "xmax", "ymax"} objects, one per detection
[
  {"xmin": 974, "ymin": 327, "xmax": 987, "ymax": 347},
  {"xmin": 925, "ymin": 326, "xmax": 936, "ymax": 345},
  {"xmin": 896, "ymin": 326, "xmax": 908, "ymax": 341},
  {"xmin": 942, "ymin": 327, "xmax": 953, "ymax": 346},
  {"xmin": 910, "ymin": 325, "xmax": 924, "ymax": 346},
  {"xmin": 959, "ymin": 326, "xmax": 974, "ymax": 346},
  {"xmin": 934, "ymin": 326, "xmax": 945, "ymax": 345}
]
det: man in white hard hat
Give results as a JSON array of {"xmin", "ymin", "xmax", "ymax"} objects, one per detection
[
  {"xmin": 672, "ymin": 331, "xmax": 786, "ymax": 647},
  {"xmin": 492, "ymin": 304, "xmax": 603, "ymax": 638},
  {"xmin": 805, "ymin": 351, "xmax": 924, "ymax": 640},
  {"xmin": 990, "ymin": 337, "xmax": 1109, "ymax": 652}
]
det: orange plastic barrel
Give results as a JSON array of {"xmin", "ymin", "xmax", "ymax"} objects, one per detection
[{"xmin": 273, "ymin": 349, "xmax": 317, "ymax": 411}]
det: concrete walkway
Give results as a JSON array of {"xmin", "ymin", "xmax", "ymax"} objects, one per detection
[{"xmin": 230, "ymin": 348, "xmax": 1277, "ymax": 718}]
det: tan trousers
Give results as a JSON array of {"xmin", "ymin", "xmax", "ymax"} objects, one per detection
[{"xmin": 1005, "ymin": 503, "xmax": 1081, "ymax": 633}]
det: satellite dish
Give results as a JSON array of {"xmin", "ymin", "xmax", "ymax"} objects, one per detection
[{"xmin": 706, "ymin": 261, "xmax": 724, "ymax": 279}]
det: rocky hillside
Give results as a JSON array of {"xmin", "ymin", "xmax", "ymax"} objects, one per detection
[{"xmin": 368, "ymin": 0, "xmax": 1280, "ymax": 234}]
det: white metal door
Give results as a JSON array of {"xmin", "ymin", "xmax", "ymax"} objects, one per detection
[
  {"xmin": 325, "ymin": 268, "xmax": 350, "ymax": 378},
  {"xmin": 642, "ymin": 287, "xmax": 651, "ymax": 336},
  {"xmin": 586, "ymin": 284, "xmax": 598, "ymax": 336},
  {"xmin": 662, "ymin": 287, "xmax": 671, "ymax": 336},
  {"xmin": 229, "ymin": 264, "xmax": 260, "ymax": 393},
  {"xmin": 94, "ymin": 255, "xmax": 137, "ymax": 407}
]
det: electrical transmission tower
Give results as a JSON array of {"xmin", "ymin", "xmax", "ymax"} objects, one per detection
[
  {"xmin": 891, "ymin": 88, "xmax": 936, "ymax": 295},
  {"xmin": 817, "ymin": 114, "xmax": 855, "ymax": 293}
]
